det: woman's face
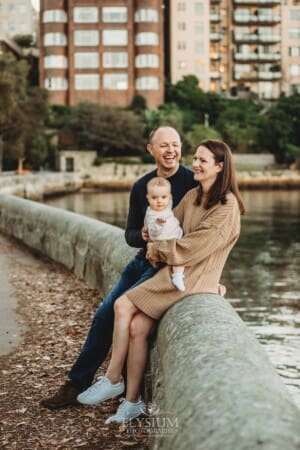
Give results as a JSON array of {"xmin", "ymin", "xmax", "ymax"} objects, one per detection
[{"xmin": 192, "ymin": 145, "xmax": 223, "ymax": 187}]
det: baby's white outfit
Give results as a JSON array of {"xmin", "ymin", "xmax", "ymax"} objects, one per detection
[{"xmin": 144, "ymin": 205, "xmax": 183, "ymax": 241}]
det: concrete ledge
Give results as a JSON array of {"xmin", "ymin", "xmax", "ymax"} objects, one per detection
[{"xmin": 0, "ymin": 194, "xmax": 299, "ymax": 449}]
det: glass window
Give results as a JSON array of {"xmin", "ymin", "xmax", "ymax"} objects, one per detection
[
  {"xmin": 75, "ymin": 74, "xmax": 99, "ymax": 90},
  {"xmin": 289, "ymin": 47, "xmax": 300, "ymax": 56},
  {"xmin": 177, "ymin": 41, "xmax": 186, "ymax": 50},
  {"xmin": 20, "ymin": 23, "xmax": 27, "ymax": 32},
  {"xmin": 135, "ymin": 32, "xmax": 159, "ymax": 46},
  {"xmin": 195, "ymin": 42, "xmax": 204, "ymax": 54},
  {"xmin": 135, "ymin": 9, "xmax": 158, "ymax": 22},
  {"xmin": 289, "ymin": 64, "xmax": 300, "ymax": 75},
  {"xmin": 289, "ymin": 10, "xmax": 300, "ymax": 20},
  {"xmin": 44, "ymin": 77, "xmax": 68, "ymax": 91},
  {"xmin": 43, "ymin": 9, "xmax": 67, "ymax": 23},
  {"xmin": 136, "ymin": 76, "xmax": 159, "ymax": 90},
  {"xmin": 44, "ymin": 55, "xmax": 68, "ymax": 69},
  {"xmin": 9, "ymin": 23, "xmax": 16, "ymax": 32},
  {"xmin": 135, "ymin": 54, "xmax": 159, "ymax": 68},
  {"xmin": 195, "ymin": 22, "xmax": 204, "ymax": 35},
  {"xmin": 74, "ymin": 52, "xmax": 99, "ymax": 69},
  {"xmin": 103, "ymin": 30, "xmax": 128, "ymax": 46},
  {"xmin": 102, "ymin": 6, "xmax": 127, "ymax": 23},
  {"xmin": 103, "ymin": 73, "xmax": 128, "ymax": 90},
  {"xmin": 44, "ymin": 32, "xmax": 67, "ymax": 46},
  {"xmin": 9, "ymin": 3, "xmax": 15, "ymax": 11},
  {"xmin": 74, "ymin": 30, "xmax": 99, "ymax": 46},
  {"xmin": 177, "ymin": 2, "xmax": 186, "ymax": 11},
  {"xmin": 178, "ymin": 22, "xmax": 186, "ymax": 31},
  {"xmin": 19, "ymin": 3, "xmax": 26, "ymax": 13},
  {"xmin": 103, "ymin": 52, "xmax": 128, "ymax": 68},
  {"xmin": 195, "ymin": 2, "xmax": 203, "ymax": 15},
  {"xmin": 289, "ymin": 28, "xmax": 300, "ymax": 38},
  {"xmin": 74, "ymin": 7, "xmax": 98, "ymax": 23}
]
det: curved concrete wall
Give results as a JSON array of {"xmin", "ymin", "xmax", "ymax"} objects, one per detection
[{"xmin": 0, "ymin": 194, "xmax": 299, "ymax": 449}]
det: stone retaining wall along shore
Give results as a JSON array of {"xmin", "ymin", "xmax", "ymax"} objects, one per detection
[{"xmin": 0, "ymin": 194, "xmax": 299, "ymax": 450}]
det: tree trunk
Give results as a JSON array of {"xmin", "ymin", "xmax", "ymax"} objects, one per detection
[
  {"xmin": 0, "ymin": 135, "xmax": 3, "ymax": 173},
  {"xmin": 17, "ymin": 158, "xmax": 24, "ymax": 173}
]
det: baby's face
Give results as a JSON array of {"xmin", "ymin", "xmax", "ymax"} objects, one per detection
[{"xmin": 146, "ymin": 185, "xmax": 171, "ymax": 211}]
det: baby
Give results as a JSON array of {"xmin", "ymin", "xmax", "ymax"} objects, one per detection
[{"xmin": 144, "ymin": 177, "xmax": 185, "ymax": 292}]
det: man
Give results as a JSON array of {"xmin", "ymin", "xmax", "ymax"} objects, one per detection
[{"xmin": 41, "ymin": 126, "xmax": 198, "ymax": 409}]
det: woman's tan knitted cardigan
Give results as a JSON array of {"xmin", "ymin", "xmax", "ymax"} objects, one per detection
[{"xmin": 126, "ymin": 187, "xmax": 241, "ymax": 320}]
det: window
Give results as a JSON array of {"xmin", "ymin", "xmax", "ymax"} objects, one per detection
[
  {"xmin": 75, "ymin": 74, "xmax": 99, "ymax": 90},
  {"xmin": 19, "ymin": 3, "xmax": 26, "ymax": 13},
  {"xmin": 74, "ymin": 52, "xmax": 99, "ymax": 69},
  {"xmin": 43, "ymin": 10, "xmax": 67, "ymax": 23},
  {"xmin": 289, "ymin": 64, "xmax": 300, "ymax": 75},
  {"xmin": 178, "ymin": 60, "xmax": 187, "ymax": 69},
  {"xmin": 103, "ymin": 73, "xmax": 128, "ymax": 90},
  {"xmin": 194, "ymin": 61, "xmax": 204, "ymax": 74},
  {"xmin": 74, "ymin": 30, "xmax": 99, "ymax": 46},
  {"xmin": 9, "ymin": 3, "xmax": 15, "ymax": 11},
  {"xmin": 177, "ymin": 41, "xmax": 186, "ymax": 50},
  {"xmin": 291, "ymin": 84, "xmax": 300, "ymax": 94},
  {"xmin": 136, "ymin": 76, "xmax": 159, "ymax": 90},
  {"xmin": 135, "ymin": 54, "xmax": 159, "ymax": 68},
  {"xmin": 195, "ymin": 2, "xmax": 203, "ymax": 15},
  {"xmin": 195, "ymin": 22, "xmax": 204, "ymax": 35},
  {"xmin": 135, "ymin": 32, "xmax": 158, "ymax": 46},
  {"xmin": 178, "ymin": 22, "xmax": 186, "ymax": 31},
  {"xmin": 102, "ymin": 6, "xmax": 127, "ymax": 23},
  {"xmin": 44, "ymin": 55, "xmax": 68, "ymax": 69},
  {"xmin": 74, "ymin": 7, "xmax": 98, "ymax": 23},
  {"xmin": 20, "ymin": 23, "xmax": 27, "ymax": 32},
  {"xmin": 289, "ymin": 28, "xmax": 300, "ymax": 38},
  {"xmin": 289, "ymin": 10, "xmax": 300, "ymax": 20},
  {"xmin": 195, "ymin": 42, "xmax": 204, "ymax": 54},
  {"xmin": 103, "ymin": 52, "xmax": 128, "ymax": 68},
  {"xmin": 135, "ymin": 9, "xmax": 158, "ymax": 22},
  {"xmin": 103, "ymin": 30, "xmax": 128, "ymax": 46},
  {"xmin": 44, "ymin": 77, "xmax": 68, "ymax": 91},
  {"xmin": 44, "ymin": 32, "xmax": 67, "ymax": 46},
  {"xmin": 9, "ymin": 23, "xmax": 16, "ymax": 32},
  {"xmin": 177, "ymin": 2, "xmax": 186, "ymax": 11},
  {"xmin": 289, "ymin": 47, "xmax": 300, "ymax": 56}
]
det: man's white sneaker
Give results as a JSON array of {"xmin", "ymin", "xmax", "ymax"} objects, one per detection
[
  {"xmin": 77, "ymin": 376, "xmax": 124, "ymax": 405},
  {"xmin": 105, "ymin": 399, "xmax": 146, "ymax": 424}
]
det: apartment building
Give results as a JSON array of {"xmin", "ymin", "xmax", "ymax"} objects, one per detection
[
  {"xmin": 0, "ymin": 0, "xmax": 37, "ymax": 38},
  {"xmin": 169, "ymin": 0, "xmax": 300, "ymax": 99},
  {"xmin": 281, "ymin": 0, "xmax": 300, "ymax": 94},
  {"xmin": 39, "ymin": 0, "xmax": 164, "ymax": 108}
]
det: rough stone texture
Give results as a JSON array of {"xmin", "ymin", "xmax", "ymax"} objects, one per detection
[
  {"xmin": 0, "ymin": 194, "xmax": 135, "ymax": 296},
  {"xmin": 150, "ymin": 295, "xmax": 300, "ymax": 450},
  {"xmin": 0, "ymin": 195, "xmax": 299, "ymax": 450}
]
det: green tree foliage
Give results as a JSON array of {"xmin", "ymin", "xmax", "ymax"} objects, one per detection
[
  {"xmin": 215, "ymin": 99, "xmax": 263, "ymax": 153},
  {"xmin": 144, "ymin": 103, "xmax": 184, "ymax": 137},
  {"xmin": 0, "ymin": 54, "xmax": 48, "ymax": 171},
  {"xmin": 186, "ymin": 124, "xmax": 221, "ymax": 153},
  {"xmin": 259, "ymin": 94, "xmax": 300, "ymax": 164},
  {"xmin": 13, "ymin": 34, "xmax": 35, "ymax": 48},
  {"xmin": 60, "ymin": 102, "xmax": 146, "ymax": 156}
]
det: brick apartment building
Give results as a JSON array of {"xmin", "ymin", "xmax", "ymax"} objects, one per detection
[{"xmin": 39, "ymin": 0, "xmax": 164, "ymax": 108}]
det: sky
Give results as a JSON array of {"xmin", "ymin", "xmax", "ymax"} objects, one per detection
[{"xmin": 31, "ymin": 0, "xmax": 39, "ymax": 11}]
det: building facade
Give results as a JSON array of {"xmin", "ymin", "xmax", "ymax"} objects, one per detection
[
  {"xmin": 0, "ymin": 0, "xmax": 37, "ymax": 38},
  {"xmin": 168, "ymin": 0, "xmax": 300, "ymax": 99},
  {"xmin": 39, "ymin": 0, "xmax": 164, "ymax": 108}
]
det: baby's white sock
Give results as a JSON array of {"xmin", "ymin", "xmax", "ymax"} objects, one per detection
[{"xmin": 171, "ymin": 273, "xmax": 186, "ymax": 292}]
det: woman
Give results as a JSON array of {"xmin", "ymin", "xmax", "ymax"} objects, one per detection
[{"xmin": 77, "ymin": 139, "xmax": 245, "ymax": 423}]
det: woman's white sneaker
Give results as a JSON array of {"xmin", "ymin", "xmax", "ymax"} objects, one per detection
[
  {"xmin": 77, "ymin": 376, "xmax": 124, "ymax": 405},
  {"xmin": 105, "ymin": 399, "xmax": 146, "ymax": 424}
]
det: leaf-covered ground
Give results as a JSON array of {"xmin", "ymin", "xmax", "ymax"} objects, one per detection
[{"xmin": 0, "ymin": 237, "xmax": 148, "ymax": 449}]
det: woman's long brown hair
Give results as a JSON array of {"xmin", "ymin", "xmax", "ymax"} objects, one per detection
[{"xmin": 195, "ymin": 139, "xmax": 245, "ymax": 214}]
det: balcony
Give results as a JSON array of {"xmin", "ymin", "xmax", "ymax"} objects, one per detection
[
  {"xmin": 210, "ymin": 13, "xmax": 221, "ymax": 22},
  {"xmin": 233, "ymin": 0, "xmax": 281, "ymax": 4},
  {"xmin": 258, "ymin": 71, "xmax": 281, "ymax": 79},
  {"xmin": 234, "ymin": 70, "xmax": 281, "ymax": 80},
  {"xmin": 234, "ymin": 32, "xmax": 281, "ymax": 43},
  {"xmin": 234, "ymin": 13, "xmax": 281, "ymax": 23},
  {"xmin": 210, "ymin": 71, "xmax": 221, "ymax": 79},
  {"xmin": 234, "ymin": 52, "xmax": 281, "ymax": 61},
  {"xmin": 210, "ymin": 32, "xmax": 221, "ymax": 41},
  {"xmin": 210, "ymin": 51, "xmax": 221, "ymax": 60}
]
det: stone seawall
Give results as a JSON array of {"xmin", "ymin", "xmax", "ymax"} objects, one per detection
[{"xmin": 0, "ymin": 195, "xmax": 299, "ymax": 450}]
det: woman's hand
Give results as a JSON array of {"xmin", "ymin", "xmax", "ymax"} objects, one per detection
[
  {"xmin": 217, "ymin": 283, "xmax": 226, "ymax": 297},
  {"xmin": 146, "ymin": 242, "xmax": 160, "ymax": 267}
]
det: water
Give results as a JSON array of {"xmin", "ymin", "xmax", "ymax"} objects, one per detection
[{"xmin": 45, "ymin": 189, "xmax": 300, "ymax": 409}]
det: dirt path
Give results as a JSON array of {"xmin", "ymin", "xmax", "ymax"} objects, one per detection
[{"xmin": 0, "ymin": 234, "xmax": 148, "ymax": 449}]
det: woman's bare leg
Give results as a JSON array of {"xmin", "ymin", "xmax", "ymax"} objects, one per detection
[
  {"xmin": 105, "ymin": 295, "xmax": 138, "ymax": 383},
  {"xmin": 126, "ymin": 312, "xmax": 155, "ymax": 402}
]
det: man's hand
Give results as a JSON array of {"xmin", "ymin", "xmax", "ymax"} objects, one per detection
[
  {"xmin": 141, "ymin": 227, "xmax": 150, "ymax": 242},
  {"xmin": 156, "ymin": 217, "xmax": 167, "ymax": 224},
  {"xmin": 217, "ymin": 283, "xmax": 226, "ymax": 297},
  {"xmin": 146, "ymin": 242, "xmax": 160, "ymax": 267}
]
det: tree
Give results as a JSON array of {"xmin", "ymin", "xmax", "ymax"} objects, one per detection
[
  {"xmin": 186, "ymin": 124, "xmax": 221, "ymax": 153},
  {"xmin": 259, "ymin": 94, "xmax": 300, "ymax": 164},
  {"xmin": 0, "ymin": 54, "xmax": 48, "ymax": 171},
  {"xmin": 60, "ymin": 102, "xmax": 146, "ymax": 156}
]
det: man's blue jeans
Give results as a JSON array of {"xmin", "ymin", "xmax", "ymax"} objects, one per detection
[{"xmin": 69, "ymin": 257, "xmax": 157, "ymax": 391}]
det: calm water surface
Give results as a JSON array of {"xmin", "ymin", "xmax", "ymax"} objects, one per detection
[{"xmin": 45, "ymin": 190, "xmax": 300, "ymax": 409}]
